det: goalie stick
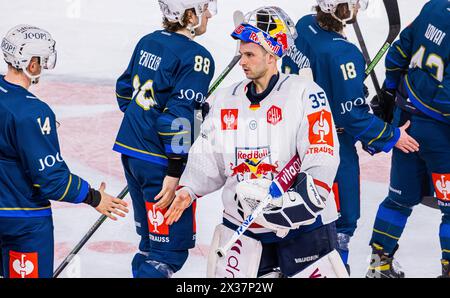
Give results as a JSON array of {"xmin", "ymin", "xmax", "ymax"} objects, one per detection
[
  {"xmin": 53, "ymin": 11, "xmax": 245, "ymax": 278},
  {"xmin": 216, "ymin": 154, "xmax": 302, "ymax": 258}
]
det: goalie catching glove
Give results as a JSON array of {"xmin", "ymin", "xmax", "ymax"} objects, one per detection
[{"xmin": 236, "ymin": 172, "xmax": 325, "ymax": 238}]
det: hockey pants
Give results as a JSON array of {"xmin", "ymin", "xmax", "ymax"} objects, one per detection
[
  {"xmin": 0, "ymin": 216, "xmax": 54, "ymax": 278},
  {"xmin": 122, "ymin": 155, "xmax": 196, "ymax": 278},
  {"xmin": 370, "ymin": 111, "xmax": 450, "ymax": 261}
]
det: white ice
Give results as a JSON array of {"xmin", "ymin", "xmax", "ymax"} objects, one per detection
[{"xmin": 1, "ymin": 0, "xmax": 440, "ymax": 278}]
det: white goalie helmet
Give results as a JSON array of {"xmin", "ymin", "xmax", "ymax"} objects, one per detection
[
  {"xmin": 231, "ymin": 6, "xmax": 297, "ymax": 59},
  {"xmin": 317, "ymin": 0, "xmax": 369, "ymax": 24},
  {"xmin": 1, "ymin": 24, "xmax": 57, "ymax": 84},
  {"xmin": 158, "ymin": 0, "xmax": 218, "ymax": 24}
]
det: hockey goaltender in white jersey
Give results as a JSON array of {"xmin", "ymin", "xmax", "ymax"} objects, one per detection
[
  {"xmin": 181, "ymin": 70, "xmax": 340, "ymax": 234},
  {"xmin": 165, "ymin": 7, "xmax": 346, "ymax": 278}
]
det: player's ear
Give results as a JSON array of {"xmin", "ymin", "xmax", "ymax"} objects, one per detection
[
  {"xmin": 185, "ymin": 9, "xmax": 198, "ymax": 26},
  {"xmin": 266, "ymin": 51, "xmax": 277, "ymax": 65},
  {"xmin": 338, "ymin": 3, "xmax": 351, "ymax": 20},
  {"xmin": 28, "ymin": 57, "xmax": 41, "ymax": 75}
]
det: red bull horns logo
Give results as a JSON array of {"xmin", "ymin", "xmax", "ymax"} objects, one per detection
[{"xmin": 230, "ymin": 147, "xmax": 279, "ymax": 181}]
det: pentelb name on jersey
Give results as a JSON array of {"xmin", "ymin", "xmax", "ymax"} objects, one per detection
[{"xmin": 139, "ymin": 50, "xmax": 162, "ymax": 71}]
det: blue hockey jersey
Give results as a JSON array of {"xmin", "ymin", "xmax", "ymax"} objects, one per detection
[
  {"xmin": 0, "ymin": 77, "xmax": 89, "ymax": 218},
  {"xmin": 114, "ymin": 30, "xmax": 215, "ymax": 166},
  {"xmin": 385, "ymin": 0, "xmax": 449, "ymax": 124},
  {"xmin": 282, "ymin": 15, "xmax": 400, "ymax": 152}
]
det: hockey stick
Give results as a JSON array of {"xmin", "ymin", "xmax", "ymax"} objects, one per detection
[
  {"xmin": 206, "ymin": 10, "xmax": 244, "ymax": 98},
  {"xmin": 53, "ymin": 186, "xmax": 129, "ymax": 277},
  {"xmin": 216, "ymin": 155, "xmax": 302, "ymax": 258},
  {"xmin": 353, "ymin": 20, "xmax": 382, "ymax": 95},
  {"xmin": 53, "ymin": 11, "xmax": 246, "ymax": 278},
  {"xmin": 364, "ymin": 0, "xmax": 401, "ymax": 78}
]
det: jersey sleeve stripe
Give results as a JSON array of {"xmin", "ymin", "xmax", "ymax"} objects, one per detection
[
  {"xmin": 116, "ymin": 93, "xmax": 132, "ymax": 100},
  {"xmin": 368, "ymin": 123, "xmax": 388, "ymax": 146},
  {"xmin": 157, "ymin": 131, "xmax": 189, "ymax": 136},
  {"xmin": 57, "ymin": 174, "xmax": 73, "ymax": 201},
  {"xmin": 395, "ymin": 45, "xmax": 408, "ymax": 59}
]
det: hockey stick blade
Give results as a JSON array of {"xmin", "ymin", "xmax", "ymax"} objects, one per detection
[
  {"xmin": 365, "ymin": 0, "xmax": 401, "ymax": 77},
  {"xmin": 233, "ymin": 10, "xmax": 245, "ymax": 28},
  {"xmin": 216, "ymin": 155, "xmax": 302, "ymax": 258}
]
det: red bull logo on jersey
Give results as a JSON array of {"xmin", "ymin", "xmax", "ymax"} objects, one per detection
[
  {"xmin": 230, "ymin": 147, "xmax": 279, "ymax": 182},
  {"xmin": 307, "ymin": 110, "xmax": 334, "ymax": 156},
  {"xmin": 9, "ymin": 251, "xmax": 38, "ymax": 278},
  {"xmin": 433, "ymin": 173, "xmax": 450, "ymax": 202}
]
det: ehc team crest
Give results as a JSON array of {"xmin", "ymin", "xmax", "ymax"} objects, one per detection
[{"xmin": 230, "ymin": 146, "xmax": 279, "ymax": 182}]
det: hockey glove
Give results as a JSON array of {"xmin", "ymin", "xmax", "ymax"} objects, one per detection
[
  {"xmin": 363, "ymin": 84, "xmax": 369, "ymax": 99},
  {"xmin": 236, "ymin": 173, "xmax": 325, "ymax": 238},
  {"xmin": 370, "ymin": 87, "xmax": 396, "ymax": 124}
]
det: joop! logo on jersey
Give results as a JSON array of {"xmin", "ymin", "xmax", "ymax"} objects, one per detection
[{"xmin": 38, "ymin": 152, "xmax": 64, "ymax": 172}]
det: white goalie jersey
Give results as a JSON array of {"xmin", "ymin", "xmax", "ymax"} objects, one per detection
[{"xmin": 180, "ymin": 71, "xmax": 340, "ymax": 236}]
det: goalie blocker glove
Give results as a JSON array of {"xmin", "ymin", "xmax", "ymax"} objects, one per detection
[{"xmin": 236, "ymin": 172, "xmax": 326, "ymax": 238}]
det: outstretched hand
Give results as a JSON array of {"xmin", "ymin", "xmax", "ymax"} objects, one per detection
[
  {"xmin": 395, "ymin": 121, "xmax": 420, "ymax": 153},
  {"xmin": 154, "ymin": 176, "xmax": 180, "ymax": 210},
  {"xmin": 95, "ymin": 182, "xmax": 129, "ymax": 220},
  {"xmin": 164, "ymin": 190, "xmax": 192, "ymax": 226}
]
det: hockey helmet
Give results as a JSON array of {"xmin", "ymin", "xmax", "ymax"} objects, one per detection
[
  {"xmin": 2, "ymin": 25, "xmax": 57, "ymax": 71},
  {"xmin": 1, "ymin": 25, "xmax": 56, "ymax": 84},
  {"xmin": 231, "ymin": 6, "xmax": 297, "ymax": 59},
  {"xmin": 317, "ymin": 0, "xmax": 369, "ymax": 13},
  {"xmin": 158, "ymin": 0, "xmax": 218, "ymax": 24}
]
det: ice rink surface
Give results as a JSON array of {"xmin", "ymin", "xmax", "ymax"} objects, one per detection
[{"xmin": 1, "ymin": 0, "xmax": 442, "ymax": 278}]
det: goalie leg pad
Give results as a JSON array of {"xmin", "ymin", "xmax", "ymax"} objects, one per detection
[
  {"xmin": 275, "ymin": 223, "xmax": 339, "ymax": 277},
  {"xmin": 290, "ymin": 250, "xmax": 349, "ymax": 278},
  {"xmin": 207, "ymin": 224, "xmax": 262, "ymax": 278}
]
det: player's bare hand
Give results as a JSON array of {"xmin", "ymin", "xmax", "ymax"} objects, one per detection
[
  {"xmin": 95, "ymin": 182, "xmax": 129, "ymax": 220},
  {"xmin": 395, "ymin": 121, "xmax": 420, "ymax": 153},
  {"xmin": 154, "ymin": 176, "xmax": 179, "ymax": 210},
  {"xmin": 165, "ymin": 190, "xmax": 192, "ymax": 225}
]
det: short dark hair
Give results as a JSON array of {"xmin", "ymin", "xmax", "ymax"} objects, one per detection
[
  {"xmin": 162, "ymin": 8, "xmax": 195, "ymax": 32},
  {"xmin": 315, "ymin": 4, "xmax": 350, "ymax": 32}
]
